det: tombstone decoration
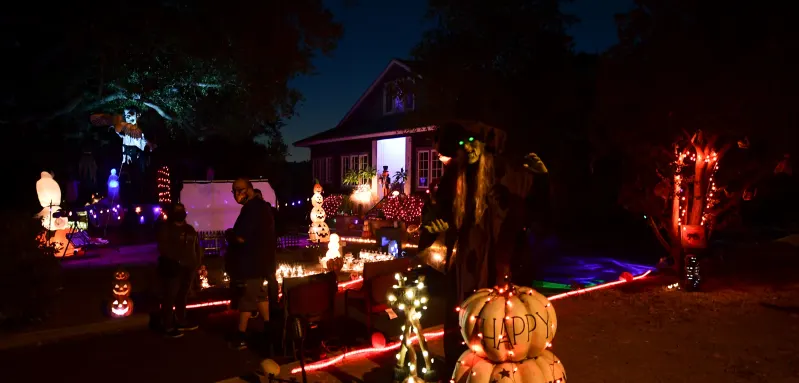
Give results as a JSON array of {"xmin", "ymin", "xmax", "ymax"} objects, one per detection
[{"xmin": 451, "ymin": 284, "xmax": 566, "ymax": 383}]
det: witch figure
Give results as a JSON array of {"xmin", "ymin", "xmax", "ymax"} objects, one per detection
[{"xmin": 417, "ymin": 121, "xmax": 549, "ymax": 380}]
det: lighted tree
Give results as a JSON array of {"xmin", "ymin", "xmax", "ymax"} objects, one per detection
[
  {"xmin": 0, "ymin": 0, "xmax": 343, "ymax": 141},
  {"xmin": 597, "ymin": 1, "xmax": 799, "ymax": 270}
]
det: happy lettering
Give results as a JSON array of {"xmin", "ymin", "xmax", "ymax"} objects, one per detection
[{"xmin": 478, "ymin": 311, "xmax": 550, "ymax": 350}]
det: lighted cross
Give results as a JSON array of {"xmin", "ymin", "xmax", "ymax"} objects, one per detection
[{"xmin": 390, "ymin": 271, "xmax": 434, "ymax": 382}]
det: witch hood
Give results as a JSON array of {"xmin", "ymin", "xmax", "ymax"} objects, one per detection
[{"xmin": 434, "ymin": 120, "xmax": 508, "ymax": 158}]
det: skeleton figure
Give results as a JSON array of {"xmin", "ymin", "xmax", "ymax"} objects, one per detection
[{"xmin": 89, "ymin": 108, "xmax": 155, "ymax": 168}]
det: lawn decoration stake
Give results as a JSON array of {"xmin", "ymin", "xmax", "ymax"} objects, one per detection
[
  {"xmin": 110, "ymin": 268, "xmax": 133, "ymax": 318},
  {"xmin": 308, "ymin": 182, "xmax": 330, "ymax": 243},
  {"xmin": 391, "ymin": 272, "xmax": 435, "ymax": 382},
  {"xmin": 451, "ymin": 283, "xmax": 566, "ymax": 383}
]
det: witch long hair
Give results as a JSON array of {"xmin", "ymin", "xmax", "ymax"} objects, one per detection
[{"xmin": 453, "ymin": 150, "xmax": 494, "ymax": 229}]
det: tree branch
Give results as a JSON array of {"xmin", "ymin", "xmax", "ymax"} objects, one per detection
[
  {"xmin": 141, "ymin": 101, "xmax": 174, "ymax": 121},
  {"xmin": 647, "ymin": 216, "xmax": 672, "ymax": 252}
]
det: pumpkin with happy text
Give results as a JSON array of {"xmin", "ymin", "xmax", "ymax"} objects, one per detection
[
  {"xmin": 109, "ymin": 299, "xmax": 134, "ymax": 317},
  {"xmin": 313, "ymin": 183, "xmax": 323, "ymax": 194},
  {"xmin": 113, "ymin": 280, "xmax": 132, "ymax": 298},
  {"xmin": 310, "ymin": 206, "xmax": 326, "ymax": 222},
  {"xmin": 459, "ymin": 285, "xmax": 557, "ymax": 362},
  {"xmin": 452, "ymin": 349, "xmax": 566, "ymax": 383},
  {"xmin": 311, "ymin": 193, "xmax": 324, "ymax": 207}
]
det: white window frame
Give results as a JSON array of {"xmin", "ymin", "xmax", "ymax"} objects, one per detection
[
  {"xmin": 341, "ymin": 153, "xmax": 369, "ymax": 186},
  {"xmin": 312, "ymin": 157, "xmax": 333, "ymax": 184},
  {"xmin": 416, "ymin": 149, "xmax": 442, "ymax": 189},
  {"xmin": 383, "ymin": 78, "xmax": 416, "ymax": 115}
]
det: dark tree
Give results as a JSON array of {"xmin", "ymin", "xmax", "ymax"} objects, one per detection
[
  {"xmin": 596, "ymin": 0, "xmax": 799, "ymax": 266},
  {"xmin": 0, "ymin": 0, "xmax": 343, "ymax": 140}
]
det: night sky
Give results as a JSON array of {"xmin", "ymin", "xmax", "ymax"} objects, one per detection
[{"xmin": 285, "ymin": 0, "xmax": 635, "ymax": 161}]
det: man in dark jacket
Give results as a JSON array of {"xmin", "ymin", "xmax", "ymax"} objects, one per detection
[
  {"xmin": 157, "ymin": 203, "xmax": 203, "ymax": 338},
  {"xmin": 226, "ymin": 178, "xmax": 278, "ymax": 351}
]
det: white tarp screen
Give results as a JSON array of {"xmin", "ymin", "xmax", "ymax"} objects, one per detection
[{"xmin": 180, "ymin": 180, "xmax": 276, "ymax": 232}]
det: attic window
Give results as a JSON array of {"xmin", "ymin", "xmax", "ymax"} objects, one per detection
[{"xmin": 384, "ymin": 79, "xmax": 414, "ymax": 115}]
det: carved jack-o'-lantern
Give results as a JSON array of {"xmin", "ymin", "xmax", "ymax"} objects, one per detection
[
  {"xmin": 312, "ymin": 222, "xmax": 330, "ymax": 242},
  {"xmin": 459, "ymin": 285, "xmax": 557, "ymax": 362},
  {"xmin": 452, "ymin": 349, "xmax": 566, "ymax": 383},
  {"xmin": 113, "ymin": 281, "xmax": 132, "ymax": 298},
  {"xmin": 109, "ymin": 299, "xmax": 134, "ymax": 318},
  {"xmin": 311, "ymin": 192, "xmax": 324, "ymax": 207},
  {"xmin": 114, "ymin": 270, "xmax": 130, "ymax": 281},
  {"xmin": 313, "ymin": 183, "xmax": 323, "ymax": 194},
  {"xmin": 310, "ymin": 206, "xmax": 326, "ymax": 222},
  {"xmin": 308, "ymin": 225, "xmax": 319, "ymax": 242}
]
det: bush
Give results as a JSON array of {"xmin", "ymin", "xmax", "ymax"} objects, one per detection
[{"xmin": 0, "ymin": 211, "xmax": 63, "ymax": 328}]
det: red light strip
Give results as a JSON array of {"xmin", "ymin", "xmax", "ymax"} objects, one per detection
[
  {"xmin": 547, "ymin": 270, "xmax": 651, "ymax": 301},
  {"xmin": 289, "ymin": 269, "xmax": 652, "ymax": 375},
  {"xmin": 290, "ymin": 330, "xmax": 446, "ymax": 374},
  {"xmin": 185, "ymin": 278, "xmax": 365, "ymax": 310}
]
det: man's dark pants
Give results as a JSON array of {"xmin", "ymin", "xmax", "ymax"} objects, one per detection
[{"xmin": 160, "ymin": 265, "xmax": 195, "ymax": 330}]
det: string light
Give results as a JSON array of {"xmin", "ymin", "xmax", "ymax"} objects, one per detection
[
  {"xmin": 391, "ymin": 271, "xmax": 434, "ymax": 381},
  {"xmin": 373, "ymin": 194, "xmax": 425, "ymax": 223},
  {"xmin": 157, "ymin": 166, "xmax": 171, "ymax": 204},
  {"xmin": 684, "ymin": 255, "xmax": 701, "ymax": 291},
  {"xmin": 291, "ymin": 270, "xmax": 652, "ymax": 376},
  {"xmin": 322, "ymin": 194, "xmax": 344, "ymax": 215}
]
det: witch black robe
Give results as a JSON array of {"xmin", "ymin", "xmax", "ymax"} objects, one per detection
[{"xmin": 418, "ymin": 154, "xmax": 546, "ymax": 378}]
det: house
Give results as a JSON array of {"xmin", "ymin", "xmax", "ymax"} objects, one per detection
[{"xmin": 293, "ymin": 59, "xmax": 444, "ymax": 202}]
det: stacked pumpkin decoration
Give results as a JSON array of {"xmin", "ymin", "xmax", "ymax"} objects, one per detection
[
  {"xmin": 308, "ymin": 183, "xmax": 330, "ymax": 243},
  {"xmin": 452, "ymin": 284, "xmax": 566, "ymax": 383},
  {"xmin": 109, "ymin": 269, "xmax": 134, "ymax": 318}
]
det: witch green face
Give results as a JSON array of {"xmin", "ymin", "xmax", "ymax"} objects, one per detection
[{"xmin": 458, "ymin": 136, "xmax": 483, "ymax": 164}]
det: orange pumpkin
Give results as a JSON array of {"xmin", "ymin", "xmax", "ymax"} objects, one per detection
[
  {"xmin": 109, "ymin": 299, "xmax": 134, "ymax": 318},
  {"xmin": 313, "ymin": 183, "xmax": 323, "ymax": 193},
  {"xmin": 326, "ymin": 257, "xmax": 344, "ymax": 272}
]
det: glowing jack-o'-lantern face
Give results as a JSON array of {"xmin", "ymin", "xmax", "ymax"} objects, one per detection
[
  {"xmin": 114, "ymin": 270, "xmax": 130, "ymax": 280},
  {"xmin": 310, "ymin": 206, "xmax": 326, "ymax": 222},
  {"xmin": 311, "ymin": 192, "xmax": 324, "ymax": 207},
  {"xmin": 313, "ymin": 183, "xmax": 323, "ymax": 194},
  {"xmin": 459, "ymin": 285, "xmax": 557, "ymax": 362},
  {"xmin": 452, "ymin": 349, "xmax": 566, "ymax": 383},
  {"xmin": 310, "ymin": 222, "xmax": 330, "ymax": 242},
  {"xmin": 113, "ymin": 281, "xmax": 131, "ymax": 297},
  {"xmin": 110, "ymin": 299, "xmax": 133, "ymax": 317}
]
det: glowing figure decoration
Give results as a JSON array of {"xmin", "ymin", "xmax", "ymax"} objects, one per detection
[
  {"xmin": 36, "ymin": 171, "xmax": 68, "ymax": 231},
  {"xmin": 107, "ymin": 169, "xmax": 120, "ymax": 201},
  {"xmin": 321, "ymin": 233, "xmax": 341, "ymax": 269}
]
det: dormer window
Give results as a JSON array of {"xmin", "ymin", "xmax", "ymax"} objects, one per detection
[{"xmin": 383, "ymin": 79, "xmax": 415, "ymax": 115}]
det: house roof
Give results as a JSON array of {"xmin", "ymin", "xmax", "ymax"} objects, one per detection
[{"xmin": 293, "ymin": 59, "xmax": 427, "ymax": 147}]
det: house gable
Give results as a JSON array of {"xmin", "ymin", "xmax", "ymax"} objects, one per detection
[{"xmin": 293, "ymin": 59, "xmax": 425, "ymax": 147}]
